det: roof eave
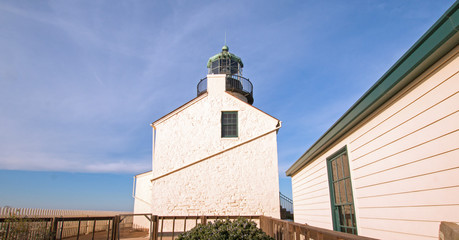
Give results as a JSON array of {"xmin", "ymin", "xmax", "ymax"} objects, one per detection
[{"xmin": 151, "ymin": 93, "xmax": 208, "ymax": 126}]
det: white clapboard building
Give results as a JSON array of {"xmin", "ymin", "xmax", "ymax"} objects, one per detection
[
  {"xmin": 133, "ymin": 46, "xmax": 281, "ymax": 227},
  {"xmin": 287, "ymin": 2, "xmax": 459, "ymax": 240}
]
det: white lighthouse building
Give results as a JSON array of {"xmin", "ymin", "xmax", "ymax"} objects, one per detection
[{"xmin": 133, "ymin": 46, "xmax": 281, "ymax": 226}]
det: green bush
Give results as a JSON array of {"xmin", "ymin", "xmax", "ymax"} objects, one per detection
[{"xmin": 177, "ymin": 218, "xmax": 274, "ymax": 240}]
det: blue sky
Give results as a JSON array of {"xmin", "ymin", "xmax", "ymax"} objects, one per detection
[{"xmin": 0, "ymin": 0, "xmax": 455, "ymax": 212}]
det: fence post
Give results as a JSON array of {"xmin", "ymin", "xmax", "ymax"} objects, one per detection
[
  {"xmin": 439, "ymin": 222, "xmax": 459, "ymax": 240},
  {"xmin": 111, "ymin": 216, "xmax": 120, "ymax": 240},
  {"xmin": 259, "ymin": 216, "xmax": 265, "ymax": 233},
  {"xmin": 295, "ymin": 225, "xmax": 301, "ymax": 240},
  {"xmin": 317, "ymin": 232, "xmax": 324, "ymax": 240},
  {"xmin": 200, "ymin": 216, "xmax": 207, "ymax": 226},
  {"xmin": 151, "ymin": 215, "xmax": 158, "ymax": 240},
  {"xmin": 284, "ymin": 221, "xmax": 290, "ymax": 240},
  {"xmin": 260, "ymin": 216, "xmax": 274, "ymax": 237},
  {"xmin": 92, "ymin": 219, "xmax": 96, "ymax": 240},
  {"xmin": 50, "ymin": 217, "xmax": 58, "ymax": 240}
]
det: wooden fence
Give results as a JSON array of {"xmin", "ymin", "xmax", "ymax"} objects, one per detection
[
  {"xmin": 0, "ymin": 207, "xmax": 135, "ymax": 239},
  {"xmin": 0, "ymin": 207, "xmax": 130, "ymax": 218},
  {"xmin": 0, "ymin": 214, "xmax": 149, "ymax": 240}
]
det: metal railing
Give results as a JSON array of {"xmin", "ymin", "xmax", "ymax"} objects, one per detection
[
  {"xmin": 196, "ymin": 77, "xmax": 207, "ymax": 96},
  {"xmin": 196, "ymin": 75, "xmax": 254, "ymax": 104},
  {"xmin": 225, "ymin": 75, "xmax": 253, "ymax": 103},
  {"xmin": 280, "ymin": 192, "xmax": 294, "ymax": 220}
]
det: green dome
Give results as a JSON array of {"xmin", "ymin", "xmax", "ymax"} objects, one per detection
[{"xmin": 207, "ymin": 45, "xmax": 244, "ymax": 69}]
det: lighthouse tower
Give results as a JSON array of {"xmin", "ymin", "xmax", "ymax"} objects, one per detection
[
  {"xmin": 133, "ymin": 45, "xmax": 281, "ymax": 225},
  {"xmin": 199, "ymin": 45, "xmax": 254, "ymax": 104}
]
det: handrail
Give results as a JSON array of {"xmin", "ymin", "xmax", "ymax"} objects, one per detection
[
  {"xmin": 259, "ymin": 216, "xmax": 378, "ymax": 240},
  {"xmin": 226, "ymin": 75, "xmax": 254, "ymax": 104},
  {"xmin": 279, "ymin": 192, "xmax": 294, "ymax": 220},
  {"xmin": 0, "ymin": 214, "xmax": 379, "ymax": 240},
  {"xmin": 196, "ymin": 75, "xmax": 254, "ymax": 104},
  {"xmin": 279, "ymin": 192, "xmax": 293, "ymax": 204},
  {"xmin": 197, "ymin": 77, "xmax": 207, "ymax": 96}
]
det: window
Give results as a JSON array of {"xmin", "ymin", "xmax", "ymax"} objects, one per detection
[
  {"xmin": 221, "ymin": 111, "xmax": 238, "ymax": 138},
  {"xmin": 326, "ymin": 147, "xmax": 358, "ymax": 234}
]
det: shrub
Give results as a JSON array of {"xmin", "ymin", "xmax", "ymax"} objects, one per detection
[{"xmin": 177, "ymin": 218, "xmax": 274, "ymax": 240}]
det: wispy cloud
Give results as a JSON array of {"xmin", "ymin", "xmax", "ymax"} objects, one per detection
[{"xmin": 0, "ymin": 0, "xmax": 454, "ymax": 175}]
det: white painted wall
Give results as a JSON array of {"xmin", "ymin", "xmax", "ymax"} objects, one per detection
[
  {"xmin": 152, "ymin": 75, "xmax": 279, "ymax": 179},
  {"xmin": 292, "ymin": 46, "xmax": 459, "ymax": 239},
  {"xmin": 133, "ymin": 171, "xmax": 153, "ymax": 229},
  {"xmin": 151, "ymin": 131, "xmax": 280, "ymax": 217},
  {"xmin": 135, "ymin": 74, "xmax": 281, "ymax": 219}
]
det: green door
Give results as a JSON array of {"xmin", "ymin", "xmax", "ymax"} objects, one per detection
[{"xmin": 327, "ymin": 147, "xmax": 358, "ymax": 234}]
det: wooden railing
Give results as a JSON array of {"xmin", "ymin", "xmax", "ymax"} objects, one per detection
[
  {"xmin": 440, "ymin": 222, "xmax": 459, "ymax": 240},
  {"xmin": 0, "ymin": 214, "xmax": 378, "ymax": 240},
  {"xmin": 0, "ymin": 214, "xmax": 150, "ymax": 240},
  {"xmin": 152, "ymin": 215, "xmax": 260, "ymax": 240},
  {"xmin": 259, "ymin": 216, "xmax": 377, "ymax": 240},
  {"xmin": 149, "ymin": 215, "xmax": 377, "ymax": 240}
]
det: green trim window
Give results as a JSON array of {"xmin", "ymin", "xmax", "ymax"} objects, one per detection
[
  {"xmin": 326, "ymin": 147, "xmax": 358, "ymax": 235},
  {"xmin": 221, "ymin": 111, "xmax": 238, "ymax": 138}
]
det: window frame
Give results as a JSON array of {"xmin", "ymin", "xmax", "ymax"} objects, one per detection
[
  {"xmin": 326, "ymin": 146, "xmax": 358, "ymax": 235},
  {"xmin": 221, "ymin": 111, "xmax": 238, "ymax": 138}
]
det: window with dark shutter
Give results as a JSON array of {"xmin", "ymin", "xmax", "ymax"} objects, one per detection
[{"xmin": 221, "ymin": 111, "xmax": 238, "ymax": 138}]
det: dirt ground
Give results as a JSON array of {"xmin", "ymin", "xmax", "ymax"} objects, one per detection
[{"xmin": 62, "ymin": 228, "xmax": 150, "ymax": 240}]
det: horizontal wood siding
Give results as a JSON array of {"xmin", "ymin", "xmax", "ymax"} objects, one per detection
[
  {"xmin": 292, "ymin": 157, "xmax": 332, "ymax": 229},
  {"xmin": 349, "ymin": 48, "xmax": 459, "ymax": 239},
  {"xmin": 291, "ymin": 46, "xmax": 458, "ymax": 239}
]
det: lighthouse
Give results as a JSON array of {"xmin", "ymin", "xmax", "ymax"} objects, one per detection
[{"xmin": 133, "ymin": 45, "xmax": 282, "ymax": 225}]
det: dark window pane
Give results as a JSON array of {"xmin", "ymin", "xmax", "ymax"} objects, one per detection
[
  {"xmin": 338, "ymin": 205, "xmax": 345, "ymax": 226},
  {"xmin": 331, "ymin": 160, "xmax": 338, "ymax": 181},
  {"xmin": 222, "ymin": 112, "xmax": 238, "ymax": 137},
  {"xmin": 342, "ymin": 154, "xmax": 350, "ymax": 178},
  {"xmin": 336, "ymin": 156, "xmax": 343, "ymax": 180},
  {"xmin": 333, "ymin": 182, "xmax": 340, "ymax": 204},
  {"xmin": 345, "ymin": 179, "xmax": 353, "ymax": 203},
  {"xmin": 345, "ymin": 227, "xmax": 354, "ymax": 234},
  {"xmin": 338, "ymin": 181, "xmax": 346, "ymax": 204},
  {"xmin": 343, "ymin": 205, "xmax": 353, "ymax": 227}
]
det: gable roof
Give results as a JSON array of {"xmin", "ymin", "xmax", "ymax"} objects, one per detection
[
  {"xmin": 152, "ymin": 93, "xmax": 208, "ymax": 126},
  {"xmin": 224, "ymin": 92, "xmax": 280, "ymax": 122},
  {"xmin": 152, "ymin": 90, "xmax": 280, "ymax": 127},
  {"xmin": 286, "ymin": 2, "xmax": 459, "ymax": 176}
]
